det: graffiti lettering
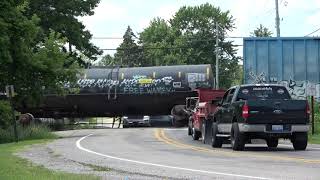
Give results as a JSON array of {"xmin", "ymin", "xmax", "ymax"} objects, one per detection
[{"xmin": 76, "ymin": 75, "xmax": 176, "ymax": 94}]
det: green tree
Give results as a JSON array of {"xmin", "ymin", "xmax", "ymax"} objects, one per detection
[
  {"xmin": 114, "ymin": 26, "xmax": 145, "ymax": 67},
  {"xmin": 140, "ymin": 18, "xmax": 184, "ymax": 66},
  {"xmin": 25, "ymin": 0, "xmax": 102, "ymax": 67},
  {"xmin": 140, "ymin": 3, "xmax": 240, "ymax": 88},
  {"xmin": 0, "ymin": 1, "xmax": 79, "ymax": 109},
  {"xmin": 250, "ymin": 24, "xmax": 273, "ymax": 37},
  {"xmin": 98, "ymin": 54, "xmax": 116, "ymax": 66}
]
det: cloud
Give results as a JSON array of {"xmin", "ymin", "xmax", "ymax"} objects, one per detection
[
  {"xmin": 80, "ymin": 1, "xmax": 128, "ymax": 34},
  {"xmin": 137, "ymin": 18, "xmax": 152, "ymax": 32},
  {"xmin": 229, "ymin": 0, "xmax": 274, "ymax": 37},
  {"xmin": 154, "ymin": 5, "xmax": 178, "ymax": 20},
  {"xmin": 306, "ymin": 11, "xmax": 320, "ymax": 29}
]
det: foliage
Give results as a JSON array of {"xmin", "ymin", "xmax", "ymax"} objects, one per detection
[
  {"xmin": 114, "ymin": 26, "xmax": 145, "ymax": 67},
  {"xmin": 98, "ymin": 54, "xmax": 116, "ymax": 66},
  {"xmin": 230, "ymin": 64, "xmax": 244, "ymax": 86},
  {"xmin": 0, "ymin": 1, "xmax": 80, "ymax": 108},
  {"xmin": 0, "ymin": 139, "xmax": 99, "ymax": 180},
  {"xmin": 309, "ymin": 101, "xmax": 320, "ymax": 144},
  {"xmin": 250, "ymin": 24, "xmax": 273, "ymax": 37},
  {"xmin": 140, "ymin": 18, "xmax": 184, "ymax": 66},
  {"xmin": 25, "ymin": 0, "xmax": 102, "ymax": 67},
  {"xmin": 0, "ymin": 124, "xmax": 57, "ymax": 144},
  {"xmin": 0, "ymin": 100, "xmax": 12, "ymax": 130},
  {"xmin": 139, "ymin": 3, "xmax": 241, "ymax": 88}
]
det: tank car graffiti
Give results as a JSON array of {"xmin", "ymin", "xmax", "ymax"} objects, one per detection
[{"xmin": 76, "ymin": 75, "xmax": 176, "ymax": 94}]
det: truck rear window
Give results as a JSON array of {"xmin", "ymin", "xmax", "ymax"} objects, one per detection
[{"xmin": 237, "ymin": 86, "xmax": 290, "ymax": 100}]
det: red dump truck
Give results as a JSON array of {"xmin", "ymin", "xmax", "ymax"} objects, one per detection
[{"xmin": 187, "ymin": 89, "xmax": 225, "ymax": 143}]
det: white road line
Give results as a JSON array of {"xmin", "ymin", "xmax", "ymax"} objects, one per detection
[
  {"xmin": 279, "ymin": 144, "xmax": 320, "ymax": 150},
  {"xmin": 76, "ymin": 134, "xmax": 271, "ymax": 180}
]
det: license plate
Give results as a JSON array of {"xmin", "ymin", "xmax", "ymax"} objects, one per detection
[{"xmin": 272, "ymin": 125, "xmax": 283, "ymax": 131}]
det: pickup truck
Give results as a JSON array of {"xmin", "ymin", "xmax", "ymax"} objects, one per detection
[{"xmin": 211, "ymin": 84, "xmax": 310, "ymax": 151}]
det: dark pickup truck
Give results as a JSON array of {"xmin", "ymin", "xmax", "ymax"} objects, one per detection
[{"xmin": 211, "ymin": 84, "xmax": 310, "ymax": 151}]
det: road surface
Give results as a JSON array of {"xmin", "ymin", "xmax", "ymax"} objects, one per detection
[{"xmin": 22, "ymin": 128, "xmax": 320, "ymax": 179}]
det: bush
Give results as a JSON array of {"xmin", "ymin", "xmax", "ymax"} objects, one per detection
[
  {"xmin": 0, "ymin": 124, "xmax": 57, "ymax": 144},
  {"xmin": 0, "ymin": 100, "xmax": 12, "ymax": 130}
]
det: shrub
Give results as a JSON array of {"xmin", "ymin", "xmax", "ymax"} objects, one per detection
[
  {"xmin": 0, "ymin": 100, "xmax": 12, "ymax": 130},
  {"xmin": 0, "ymin": 124, "xmax": 57, "ymax": 144}
]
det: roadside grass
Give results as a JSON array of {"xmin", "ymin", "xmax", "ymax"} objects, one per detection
[
  {"xmin": 78, "ymin": 162, "xmax": 111, "ymax": 172},
  {"xmin": 0, "ymin": 139, "xmax": 99, "ymax": 180},
  {"xmin": 0, "ymin": 124, "xmax": 57, "ymax": 144},
  {"xmin": 309, "ymin": 101, "xmax": 320, "ymax": 144}
]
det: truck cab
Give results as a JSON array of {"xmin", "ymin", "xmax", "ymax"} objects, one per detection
[{"xmin": 211, "ymin": 84, "xmax": 310, "ymax": 151}]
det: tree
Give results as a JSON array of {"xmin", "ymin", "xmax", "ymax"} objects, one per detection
[
  {"xmin": 250, "ymin": 24, "xmax": 273, "ymax": 37},
  {"xmin": 98, "ymin": 54, "xmax": 116, "ymax": 66},
  {"xmin": 25, "ymin": 0, "xmax": 102, "ymax": 67},
  {"xmin": 140, "ymin": 18, "xmax": 181, "ymax": 66},
  {"xmin": 114, "ymin": 26, "xmax": 145, "ymax": 67},
  {"xmin": 140, "ymin": 3, "xmax": 241, "ymax": 88},
  {"xmin": 0, "ymin": 1, "xmax": 79, "ymax": 109}
]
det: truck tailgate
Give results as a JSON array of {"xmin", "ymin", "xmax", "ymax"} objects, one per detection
[{"xmin": 246, "ymin": 100, "xmax": 308, "ymax": 124}]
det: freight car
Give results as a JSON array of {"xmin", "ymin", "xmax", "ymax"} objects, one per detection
[{"xmin": 14, "ymin": 64, "xmax": 215, "ymax": 123}]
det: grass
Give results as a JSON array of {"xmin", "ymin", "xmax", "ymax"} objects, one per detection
[
  {"xmin": 0, "ymin": 124, "xmax": 57, "ymax": 144},
  {"xmin": 309, "ymin": 100, "xmax": 320, "ymax": 144},
  {"xmin": 309, "ymin": 133, "xmax": 320, "ymax": 144},
  {"xmin": 78, "ymin": 162, "xmax": 111, "ymax": 172},
  {"xmin": 0, "ymin": 139, "xmax": 99, "ymax": 180}
]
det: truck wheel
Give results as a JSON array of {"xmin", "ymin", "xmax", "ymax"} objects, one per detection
[
  {"xmin": 231, "ymin": 123, "xmax": 246, "ymax": 151},
  {"xmin": 211, "ymin": 122, "xmax": 223, "ymax": 148},
  {"xmin": 192, "ymin": 123, "xmax": 201, "ymax": 140},
  {"xmin": 266, "ymin": 138, "xmax": 278, "ymax": 148},
  {"xmin": 201, "ymin": 122, "xmax": 206, "ymax": 144},
  {"xmin": 292, "ymin": 132, "xmax": 308, "ymax": 150},
  {"xmin": 188, "ymin": 117, "xmax": 192, "ymax": 136}
]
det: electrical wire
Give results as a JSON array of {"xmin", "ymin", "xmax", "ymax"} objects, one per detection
[
  {"xmin": 305, "ymin": 27, "xmax": 320, "ymax": 37},
  {"xmin": 92, "ymin": 36, "xmax": 246, "ymax": 40},
  {"xmin": 99, "ymin": 44, "xmax": 243, "ymax": 51}
]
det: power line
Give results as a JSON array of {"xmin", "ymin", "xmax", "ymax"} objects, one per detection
[
  {"xmin": 92, "ymin": 36, "xmax": 246, "ymax": 40},
  {"xmin": 99, "ymin": 44, "xmax": 243, "ymax": 51},
  {"xmin": 305, "ymin": 27, "xmax": 320, "ymax": 37}
]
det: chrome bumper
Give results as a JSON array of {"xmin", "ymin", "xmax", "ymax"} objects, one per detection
[{"xmin": 238, "ymin": 123, "xmax": 309, "ymax": 133}]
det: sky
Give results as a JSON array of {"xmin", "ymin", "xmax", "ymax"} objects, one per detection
[{"xmin": 80, "ymin": 0, "xmax": 320, "ymax": 58}]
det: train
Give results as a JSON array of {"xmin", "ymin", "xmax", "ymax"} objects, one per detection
[{"xmin": 8, "ymin": 64, "xmax": 215, "ymax": 125}]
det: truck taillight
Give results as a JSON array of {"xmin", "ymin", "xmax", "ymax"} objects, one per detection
[
  {"xmin": 242, "ymin": 104, "xmax": 249, "ymax": 119},
  {"xmin": 306, "ymin": 103, "xmax": 310, "ymax": 116}
]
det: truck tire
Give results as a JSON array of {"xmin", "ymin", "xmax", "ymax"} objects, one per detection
[
  {"xmin": 231, "ymin": 123, "xmax": 246, "ymax": 151},
  {"xmin": 211, "ymin": 122, "xmax": 223, "ymax": 148},
  {"xmin": 188, "ymin": 117, "xmax": 192, "ymax": 136},
  {"xmin": 201, "ymin": 122, "xmax": 206, "ymax": 144},
  {"xmin": 266, "ymin": 138, "xmax": 278, "ymax": 148},
  {"xmin": 192, "ymin": 123, "xmax": 201, "ymax": 140},
  {"xmin": 292, "ymin": 132, "xmax": 308, "ymax": 150}
]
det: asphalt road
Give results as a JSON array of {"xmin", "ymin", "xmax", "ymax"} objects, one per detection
[{"xmin": 50, "ymin": 128, "xmax": 320, "ymax": 180}]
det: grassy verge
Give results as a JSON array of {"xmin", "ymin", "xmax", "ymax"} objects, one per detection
[
  {"xmin": 309, "ymin": 101, "xmax": 320, "ymax": 144},
  {"xmin": 0, "ymin": 139, "xmax": 99, "ymax": 180},
  {"xmin": 309, "ymin": 134, "xmax": 320, "ymax": 144},
  {"xmin": 0, "ymin": 124, "xmax": 57, "ymax": 144}
]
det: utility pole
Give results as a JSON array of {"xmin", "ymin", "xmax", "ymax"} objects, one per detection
[
  {"xmin": 215, "ymin": 22, "xmax": 219, "ymax": 89},
  {"xmin": 275, "ymin": 0, "xmax": 281, "ymax": 37}
]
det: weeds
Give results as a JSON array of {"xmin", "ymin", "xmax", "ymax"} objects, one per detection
[{"xmin": 0, "ymin": 124, "xmax": 57, "ymax": 144}]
